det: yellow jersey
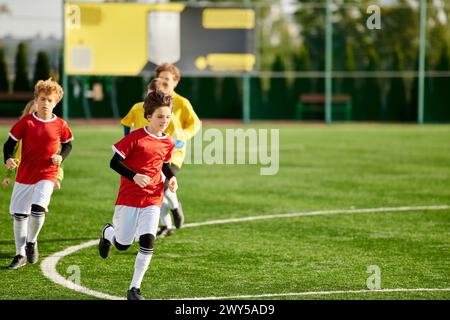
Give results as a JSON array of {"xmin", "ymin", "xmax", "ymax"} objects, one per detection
[{"xmin": 121, "ymin": 92, "xmax": 201, "ymax": 168}]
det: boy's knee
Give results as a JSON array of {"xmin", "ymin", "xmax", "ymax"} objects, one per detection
[
  {"xmin": 13, "ymin": 213, "xmax": 28, "ymax": 221},
  {"xmin": 139, "ymin": 233, "xmax": 155, "ymax": 250},
  {"xmin": 114, "ymin": 240, "xmax": 130, "ymax": 251},
  {"xmin": 31, "ymin": 204, "xmax": 45, "ymax": 215}
]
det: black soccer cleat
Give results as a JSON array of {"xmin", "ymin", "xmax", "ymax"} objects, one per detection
[
  {"xmin": 25, "ymin": 242, "xmax": 38, "ymax": 264},
  {"xmin": 127, "ymin": 287, "xmax": 144, "ymax": 300},
  {"xmin": 171, "ymin": 202, "xmax": 184, "ymax": 229},
  {"xmin": 98, "ymin": 223, "xmax": 113, "ymax": 259},
  {"xmin": 7, "ymin": 255, "xmax": 27, "ymax": 270},
  {"xmin": 156, "ymin": 226, "xmax": 174, "ymax": 238}
]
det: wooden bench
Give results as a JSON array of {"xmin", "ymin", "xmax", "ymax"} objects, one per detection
[{"xmin": 296, "ymin": 93, "xmax": 352, "ymax": 121}]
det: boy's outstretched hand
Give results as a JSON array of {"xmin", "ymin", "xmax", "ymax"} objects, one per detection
[
  {"xmin": 168, "ymin": 176, "xmax": 178, "ymax": 193},
  {"xmin": 51, "ymin": 154, "xmax": 63, "ymax": 166},
  {"xmin": 5, "ymin": 158, "xmax": 18, "ymax": 170},
  {"xmin": 133, "ymin": 173, "xmax": 151, "ymax": 188},
  {"xmin": 2, "ymin": 178, "xmax": 11, "ymax": 188}
]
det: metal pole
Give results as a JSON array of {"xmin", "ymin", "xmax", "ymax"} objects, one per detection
[
  {"xmin": 418, "ymin": 0, "xmax": 427, "ymax": 124},
  {"xmin": 325, "ymin": 0, "xmax": 333, "ymax": 124},
  {"xmin": 242, "ymin": 0, "xmax": 252, "ymax": 123},
  {"xmin": 62, "ymin": 0, "xmax": 69, "ymax": 120},
  {"xmin": 243, "ymin": 74, "xmax": 250, "ymax": 123},
  {"xmin": 110, "ymin": 77, "xmax": 120, "ymax": 118}
]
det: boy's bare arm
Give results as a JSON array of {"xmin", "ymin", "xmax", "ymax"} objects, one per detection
[{"xmin": 167, "ymin": 176, "xmax": 178, "ymax": 193}]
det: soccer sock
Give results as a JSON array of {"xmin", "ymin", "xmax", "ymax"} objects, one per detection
[
  {"xmin": 159, "ymin": 198, "xmax": 173, "ymax": 229},
  {"xmin": 130, "ymin": 249, "xmax": 153, "ymax": 289},
  {"xmin": 104, "ymin": 225, "xmax": 115, "ymax": 244},
  {"xmin": 27, "ymin": 211, "xmax": 45, "ymax": 244},
  {"xmin": 164, "ymin": 189, "xmax": 179, "ymax": 210},
  {"xmin": 13, "ymin": 214, "xmax": 28, "ymax": 256}
]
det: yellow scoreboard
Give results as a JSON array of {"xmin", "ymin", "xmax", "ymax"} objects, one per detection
[{"xmin": 64, "ymin": 2, "xmax": 256, "ymax": 75}]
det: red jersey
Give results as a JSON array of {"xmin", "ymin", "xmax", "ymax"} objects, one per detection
[
  {"xmin": 113, "ymin": 127, "xmax": 174, "ymax": 208},
  {"xmin": 9, "ymin": 113, "xmax": 73, "ymax": 185}
]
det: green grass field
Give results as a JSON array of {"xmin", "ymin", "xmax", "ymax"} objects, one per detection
[{"xmin": 0, "ymin": 123, "xmax": 449, "ymax": 300}]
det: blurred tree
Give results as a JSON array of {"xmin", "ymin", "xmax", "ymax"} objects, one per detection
[
  {"xmin": 33, "ymin": 51, "xmax": 51, "ymax": 86},
  {"xmin": 259, "ymin": 0, "xmax": 297, "ymax": 71},
  {"xmin": 426, "ymin": 3, "xmax": 450, "ymax": 69},
  {"xmin": 13, "ymin": 42, "xmax": 30, "ymax": 92},
  {"xmin": 376, "ymin": 3, "xmax": 419, "ymax": 70},
  {"xmin": 293, "ymin": 2, "xmax": 325, "ymax": 72},
  {"xmin": 0, "ymin": 46, "xmax": 9, "ymax": 92}
]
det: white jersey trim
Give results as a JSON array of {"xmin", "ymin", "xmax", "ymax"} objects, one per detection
[
  {"xmin": 32, "ymin": 112, "xmax": 57, "ymax": 123},
  {"xmin": 9, "ymin": 132, "xmax": 19, "ymax": 141},
  {"xmin": 144, "ymin": 126, "xmax": 169, "ymax": 140},
  {"xmin": 112, "ymin": 145, "xmax": 126, "ymax": 159},
  {"xmin": 62, "ymin": 137, "xmax": 74, "ymax": 144}
]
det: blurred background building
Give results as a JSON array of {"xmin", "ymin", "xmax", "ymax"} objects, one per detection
[{"xmin": 0, "ymin": 0, "xmax": 449, "ymax": 123}]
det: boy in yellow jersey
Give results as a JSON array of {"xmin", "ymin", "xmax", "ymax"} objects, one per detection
[{"xmin": 121, "ymin": 63, "xmax": 201, "ymax": 237}]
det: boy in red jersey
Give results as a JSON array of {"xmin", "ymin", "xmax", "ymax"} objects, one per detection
[
  {"xmin": 3, "ymin": 79, "xmax": 73, "ymax": 270},
  {"xmin": 98, "ymin": 84, "xmax": 177, "ymax": 300}
]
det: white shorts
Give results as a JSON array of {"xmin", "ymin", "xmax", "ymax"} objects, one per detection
[
  {"xmin": 10, "ymin": 180, "xmax": 55, "ymax": 215},
  {"xmin": 112, "ymin": 205, "xmax": 160, "ymax": 246}
]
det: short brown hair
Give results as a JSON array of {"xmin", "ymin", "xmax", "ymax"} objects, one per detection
[
  {"xmin": 147, "ymin": 77, "xmax": 170, "ymax": 93},
  {"xmin": 34, "ymin": 78, "xmax": 64, "ymax": 102},
  {"xmin": 155, "ymin": 63, "xmax": 181, "ymax": 82},
  {"xmin": 143, "ymin": 84, "xmax": 173, "ymax": 119}
]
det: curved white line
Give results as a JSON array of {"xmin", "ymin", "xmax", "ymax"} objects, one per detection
[
  {"xmin": 41, "ymin": 240, "xmax": 125, "ymax": 300},
  {"xmin": 41, "ymin": 205, "xmax": 450, "ymax": 300}
]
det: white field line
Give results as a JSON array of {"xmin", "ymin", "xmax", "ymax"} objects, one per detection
[
  {"xmin": 41, "ymin": 205, "xmax": 450, "ymax": 300},
  {"xmin": 182, "ymin": 205, "xmax": 450, "ymax": 229},
  {"xmin": 40, "ymin": 240, "xmax": 125, "ymax": 300},
  {"xmin": 179, "ymin": 288, "xmax": 450, "ymax": 300}
]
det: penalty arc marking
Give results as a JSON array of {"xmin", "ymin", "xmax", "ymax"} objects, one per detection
[{"xmin": 40, "ymin": 205, "xmax": 450, "ymax": 300}]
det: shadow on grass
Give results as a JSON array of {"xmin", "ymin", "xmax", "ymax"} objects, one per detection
[
  {"xmin": 0, "ymin": 237, "xmax": 94, "ymax": 246},
  {"xmin": 0, "ymin": 252, "xmax": 13, "ymax": 259},
  {"xmin": 38, "ymin": 237, "xmax": 95, "ymax": 244}
]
